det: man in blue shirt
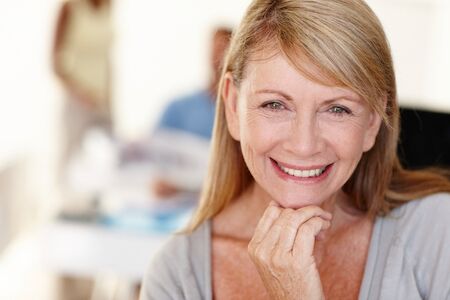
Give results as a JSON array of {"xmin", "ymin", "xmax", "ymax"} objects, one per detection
[
  {"xmin": 157, "ymin": 90, "xmax": 216, "ymax": 140},
  {"xmin": 152, "ymin": 27, "xmax": 232, "ymax": 197}
]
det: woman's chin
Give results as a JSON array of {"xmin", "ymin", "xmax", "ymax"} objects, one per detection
[{"xmin": 274, "ymin": 197, "xmax": 322, "ymax": 209}]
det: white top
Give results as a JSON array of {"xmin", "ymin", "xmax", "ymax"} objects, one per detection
[{"xmin": 140, "ymin": 193, "xmax": 450, "ymax": 299}]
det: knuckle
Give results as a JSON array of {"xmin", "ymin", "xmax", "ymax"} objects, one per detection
[
  {"xmin": 272, "ymin": 251, "xmax": 289, "ymax": 269},
  {"xmin": 270, "ymin": 252, "xmax": 285, "ymax": 269},
  {"xmin": 282, "ymin": 209, "xmax": 295, "ymax": 222},
  {"xmin": 265, "ymin": 206, "xmax": 281, "ymax": 218},
  {"xmin": 271, "ymin": 222, "xmax": 284, "ymax": 232},
  {"xmin": 252, "ymin": 245, "xmax": 266, "ymax": 261},
  {"xmin": 297, "ymin": 205, "xmax": 324, "ymax": 216},
  {"xmin": 279, "ymin": 209, "xmax": 301, "ymax": 230},
  {"xmin": 301, "ymin": 217, "xmax": 323, "ymax": 235},
  {"xmin": 300, "ymin": 222, "xmax": 315, "ymax": 235},
  {"xmin": 280, "ymin": 208, "xmax": 294, "ymax": 217},
  {"xmin": 286, "ymin": 214, "xmax": 302, "ymax": 229}
]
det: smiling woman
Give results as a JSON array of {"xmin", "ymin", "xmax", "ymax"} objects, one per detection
[
  {"xmin": 139, "ymin": 1, "xmax": 450, "ymax": 299},
  {"xmin": 222, "ymin": 53, "xmax": 380, "ymax": 209}
]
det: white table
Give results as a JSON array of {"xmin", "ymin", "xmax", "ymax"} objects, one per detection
[
  {"xmin": 42, "ymin": 220, "xmax": 169, "ymax": 283},
  {"xmin": 41, "ymin": 219, "xmax": 172, "ymax": 300}
]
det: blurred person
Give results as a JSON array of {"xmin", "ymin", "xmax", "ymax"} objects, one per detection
[
  {"xmin": 53, "ymin": 0, "xmax": 114, "ymax": 177},
  {"xmin": 140, "ymin": 0, "xmax": 450, "ymax": 299},
  {"xmin": 52, "ymin": 1, "xmax": 113, "ymax": 298},
  {"xmin": 150, "ymin": 27, "xmax": 232, "ymax": 198}
]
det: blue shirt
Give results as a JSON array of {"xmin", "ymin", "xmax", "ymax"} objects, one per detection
[{"xmin": 156, "ymin": 90, "xmax": 216, "ymax": 139}]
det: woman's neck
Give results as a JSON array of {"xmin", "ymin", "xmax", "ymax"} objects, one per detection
[{"xmin": 213, "ymin": 182, "xmax": 368, "ymax": 242}]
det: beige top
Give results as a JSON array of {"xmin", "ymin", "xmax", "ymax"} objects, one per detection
[{"xmin": 58, "ymin": 0, "xmax": 113, "ymax": 109}]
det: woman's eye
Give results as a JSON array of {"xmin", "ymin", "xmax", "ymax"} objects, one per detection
[
  {"xmin": 328, "ymin": 105, "xmax": 351, "ymax": 115},
  {"xmin": 263, "ymin": 101, "xmax": 285, "ymax": 111}
]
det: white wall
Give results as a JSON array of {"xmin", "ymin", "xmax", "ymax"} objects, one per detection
[
  {"xmin": 1, "ymin": 0, "xmax": 448, "ymax": 146},
  {"xmin": 0, "ymin": 0, "xmax": 60, "ymax": 168},
  {"xmin": 0, "ymin": 0, "xmax": 448, "ymax": 177},
  {"xmin": 368, "ymin": 0, "xmax": 450, "ymax": 112},
  {"xmin": 113, "ymin": 0, "xmax": 250, "ymax": 138},
  {"xmin": 113, "ymin": 0, "xmax": 450, "ymax": 139}
]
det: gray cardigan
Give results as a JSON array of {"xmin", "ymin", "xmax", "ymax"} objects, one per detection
[{"xmin": 140, "ymin": 193, "xmax": 450, "ymax": 299}]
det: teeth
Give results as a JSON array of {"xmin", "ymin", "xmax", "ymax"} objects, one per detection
[{"xmin": 278, "ymin": 163, "xmax": 326, "ymax": 178}]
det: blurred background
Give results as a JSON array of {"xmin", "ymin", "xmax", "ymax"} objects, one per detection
[{"xmin": 0, "ymin": 0, "xmax": 449, "ymax": 299}]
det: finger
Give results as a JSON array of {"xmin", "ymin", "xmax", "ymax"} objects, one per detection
[
  {"xmin": 276, "ymin": 206, "xmax": 332, "ymax": 252},
  {"xmin": 250, "ymin": 205, "xmax": 331, "ymax": 256},
  {"xmin": 268, "ymin": 200, "xmax": 280, "ymax": 207},
  {"xmin": 293, "ymin": 216, "xmax": 331, "ymax": 258},
  {"xmin": 254, "ymin": 208, "xmax": 295, "ymax": 258},
  {"xmin": 250, "ymin": 205, "xmax": 282, "ymax": 245}
]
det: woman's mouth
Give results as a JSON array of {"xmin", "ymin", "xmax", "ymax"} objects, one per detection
[{"xmin": 270, "ymin": 158, "xmax": 333, "ymax": 180}]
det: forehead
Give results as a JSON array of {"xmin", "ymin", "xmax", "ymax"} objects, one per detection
[{"xmin": 242, "ymin": 52, "xmax": 361, "ymax": 101}]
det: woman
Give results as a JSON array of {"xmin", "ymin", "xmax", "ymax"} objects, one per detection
[
  {"xmin": 53, "ymin": 1, "xmax": 113, "ymax": 297},
  {"xmin": 53, "ymin": 0, "xmax": 113, "ymax": 171},
  {"xmin": 140, "ymin": 0, "xmax": 450, "ymax": 299}
]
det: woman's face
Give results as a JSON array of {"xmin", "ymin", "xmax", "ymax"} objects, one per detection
[{"xmin": 223, "ymin": 53, "xmax": 382, "ymax": 208}]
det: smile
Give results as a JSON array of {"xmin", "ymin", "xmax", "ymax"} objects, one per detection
[
  {"xmin": 272, "ymin": 159, "xmax": 331, "ymax": 179},
  {"xmin": 277, "ymin": 164, "xmax": 326, "ymax": 178}
]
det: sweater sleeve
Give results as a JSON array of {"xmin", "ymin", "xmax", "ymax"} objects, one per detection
[
  {"xmin": 409, "ymin": 193, "xmax": 450, "ymax": 299},
  {"xmin": 139, "ymin": 235, "xmax": 186, "ymax": 300},
  {"xmin": 139, "ymin": 222, "xmax": 210, "ymax": 300},
  {"xmin": 383, "ymin": 193, "xmax": 450, "ymax": 299}
]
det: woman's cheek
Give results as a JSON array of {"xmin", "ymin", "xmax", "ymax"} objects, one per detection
[
  {"xmin": 245, "ymin": 116, "xmax": 283, "ymax": 151},
  {"xmin": 319, "ymin": 119, "xmax": 366, "ymax": 151}
]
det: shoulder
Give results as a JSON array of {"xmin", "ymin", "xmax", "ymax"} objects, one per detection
[
  {"xmin": 380, "ymin": 193, "xmax": 450, "ymax": 297},
  {"xmin": 158, "ymin": 90, "xmax": 211, "ymax": 127},
  {"xmin": 140, "ymin": 221, "xmax": 211, "ymax": 299},
  {"xmin": 166, "ymin": 90, "xmax": 211, "ymax": 109},
  {"xmin": 61, "ymin": 0, "xmax": 80, "ymax": 15},
  {"xmin": 55, "ymin": 1, "xmax": 72, "ymax": 26},
  {"xmin": 385, "ymin": 193, "xmax": 450, "ymax": 245},
  {"xmin": 387, "ymin": 192, "xmax": 450, "ymax": 230}
]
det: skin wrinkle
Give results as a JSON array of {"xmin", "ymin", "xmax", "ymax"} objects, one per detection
[
  {"xmin": 213, "ymin": 50, "xmax": 382, "ymax": 299},
  {"xmin": 184, "ymin": 1, "xmax": 450, "ymax": 298},
  {"xmin": 229, "ymin": 53, "xmax": 379, "ymax": 209}
]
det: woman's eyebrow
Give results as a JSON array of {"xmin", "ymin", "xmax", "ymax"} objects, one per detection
[
  {"xmin": 321, "ymin": 94, "xmax": 363, "ymax": 104},
  {"xmin": 254, "ymin": 89, "xmax": 293, "ymax": 101},
  {"xmin": 255, "ymin": 89, "xmax": 362, "ymax": 103}
]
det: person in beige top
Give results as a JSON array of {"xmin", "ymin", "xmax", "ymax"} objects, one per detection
[
  {"xmin": 52, "ymin": 3, "xmax": 113, "ymax": 296},
  {"xmin": 140, "ymin": 0, "xmax": 450, "ymax": 299},
  {"xmin": 53, "ymin": 0, "xmax": 113, "ymax": 169}
]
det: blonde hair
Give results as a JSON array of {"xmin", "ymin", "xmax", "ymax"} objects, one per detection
[{"xmin": 187, "ymin": 0, "xmax": 450, "ymax": 231}]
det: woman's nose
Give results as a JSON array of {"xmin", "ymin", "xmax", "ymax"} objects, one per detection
[{"xmin": 283, "ymin": 114, "xmax": 322, "ymax": 158}]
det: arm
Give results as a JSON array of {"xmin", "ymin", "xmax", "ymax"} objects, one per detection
[
  {"xmin": 52, "ymin": 2, "xmax": 70, "ymax": 78},
  {"xmin": 150, "ymin": 101, "xmax": 186, "ymax": 198},
  {"xmin": 52, "ymin": 1, "xmax": 96, "ymax": 107}
]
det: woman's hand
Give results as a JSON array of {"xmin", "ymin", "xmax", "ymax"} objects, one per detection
[{"xmin": 248, "ymin": 201, "xmax": 332, "ymax": 300}]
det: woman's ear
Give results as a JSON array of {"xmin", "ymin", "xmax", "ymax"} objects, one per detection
[
  {"xmin": 222, "ymin": 72, "xmax": 241, "ymax": 141},
  {"xmin": 362, "ymin": 97, "xmax": 387, "ymax": 152}
]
